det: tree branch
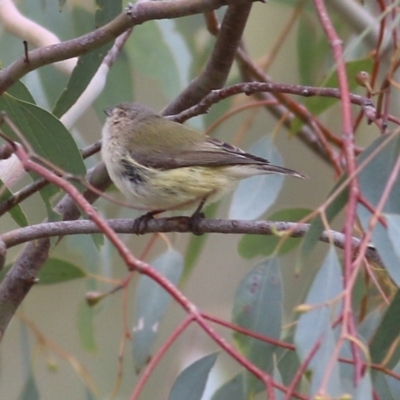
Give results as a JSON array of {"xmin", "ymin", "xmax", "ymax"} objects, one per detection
[
  {"xmin": 164, "ymin": 2, "xmax": 253, "ymax": 114},
  {"xmin": 0, "ymin": 217, "xmax": 383, "ymax": 269},
  {"xmin": 0, "ymin": 0, "xmax": 255, "ymax": 94}
]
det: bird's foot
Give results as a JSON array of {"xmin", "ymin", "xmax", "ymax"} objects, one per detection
[
  {"xmin": 133, "ymin": 210, "xmax": 161, "ymax": 235},
  {"xmin": 188, "ymin": 210, "xmax": 205, "ymax": 236}
]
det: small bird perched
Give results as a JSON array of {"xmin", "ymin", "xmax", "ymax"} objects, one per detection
[{"xmin": 101, "ymin": 102, "xmax": 305, "ymax": 232}]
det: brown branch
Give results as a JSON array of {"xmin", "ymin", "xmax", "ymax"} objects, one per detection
[
  {"xmin": 0, "ymin": 217, "xmax": 383, "ymax": 269},
  {"xmin": 164, "ymin": 2, "xmax": 253, "ymax": 114},
  {"xmin": 0, "ymin": 0, "xmax": 254, "ymax": 94},
  {"xmin": 0, "ymin": 161, "xmax": 110, "ymax": 342},
  {"xmin": 173, "ymin": 81, "xmax": 374, "ymax": 123}
]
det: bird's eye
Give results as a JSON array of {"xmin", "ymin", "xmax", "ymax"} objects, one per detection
[{"xmin": 118, "ymin": 111, "xmax": 125, "ymax": 117}]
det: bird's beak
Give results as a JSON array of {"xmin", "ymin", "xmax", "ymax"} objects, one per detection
[{"xmin": 104, "ymin": 107, "xmax": 114, "ymax": 117}]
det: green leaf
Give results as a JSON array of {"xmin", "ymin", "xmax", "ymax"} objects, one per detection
[
  {"xmin": 52, "ymin": 44, "xmax": 112, "ymax": 118},
  {"xmin": 237, "ymin": 208, "xmax": 311, "ymax": 259},
  {"xmin": 93, "ymin": 49, "xmax": 134, "ymax": 120},
  {"xmin": 292, "ymin": 58, "xmax": 373, "ymax": 133},
  {"xmin": 211, "ymin": 374, "xmax": 246, "ymax": 400},
  {"xmin": 127, "ymin": 20, "xmax": 182, "ymax": 99},
  {"xmin": 370, "ymin": 290, "xmax": 400, "ymax": 366},
  {"xmin": 0, "ymin": 95, "xmax": 86, "ymax": 219},
  {"xmin": 38, "ymin": 258, "xmax": 86, "ymax": 284},
  {"xmin": 232, "ymin": 257, "xmax": 282, "ymax": 397},
  {"xmin": 132, "ymin": 250, "xmax": 184, "ymax": 371},
  {"xmin": 95, "ymin": 0, "xmax": 122, "ymax": 28},
  {"xmin": 0, "ymin": 95, "xmax": 86, "ymax": 176},
  {"xmin": 386, "ymin": 362, "xmax": 400, "ymax": 399},
  {"xmin": 298, "ymin": 180, "xmax": 348, "ymax": 269},
  {"xmin": 297, "ymin": 14, "xmax": 319, "ymax": 86},
  {"xmin": 52, "ymin": 1, "xmax": 121, "ymax": 117},
  {"xmin": 357, "ymin": 134, "xmax": 400, "ymax": 286},
  {"xmin": 276, "ymin": 343, "xmax": 301, "ymax": 387},
  {"xmin": 7, "ymin": 80, "xmax": 36, "ymax": 104},
  {"xmin": 355, "ymin": 372, "xmax": 373, "ymax": 400},
  {"xmin": 273, "ymin": 362, "xmax": 284, "ymax": 400},
  {"xmin": 295, "ymin": 247, "xmax": 343, "ymax": 358},
  {"xmin": 77, "ymin": 301, "xmax": 98, "ymax": 352},
  {"xmin": 0, "ymin": 179, "xmax": 29, "ymax": 227},
  {"xmin": 182, "ymin": 202, "xmax": 217, "ymax": 282},
  {"xmin": 168, "ymin": 353, "xmax": 218, "ymax": 400},
  {"xmin": 229, "ymin": 136, "xmax": 287, "ymax": 220},
  {"xmin": 19, "ymin": 374, "xmax": 40, "ymax": 400},
  {"xmin": 294, "ymin": 248, "xmax": 343, "ymax": 397}
]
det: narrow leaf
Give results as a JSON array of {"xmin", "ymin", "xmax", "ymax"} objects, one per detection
[
  {"xmin": 19, "ymin": 374, "xmax": 39, "ymax": 400},
  {"xmin": 168, "ymin": 353, "xmax": 218, "ymax": 400},
  {"xmin": 237, "ymin": 208, "xmax": 311, "ymax": 259},
  {"xmin": 127, "ymin": 20, "xmax": 182, "ymax": 99},
  {"xmin": 132, "ymin": 250, "xmax": 184, "ymax": 371},
  {"xmin": 370, "ymin": 290, "xmax": 400, "ymax": 366},
  {"xmin": 232, "ymin": 257, "xmax": 282, "ymax": 396},
  {"xmin": 211, "ymin": 374, "xmax": 245, "ymax": 400},
  {"xmin": 77, "ymin": 301, "xmax": 98, "ymax": 352},
  {"xmin": 298, "ymin": 181, "xmax": 348, "ymax": 268},
  {"xmin": 295, "ymin": 248, "xmax": 343, "ymax": 397},
  {"xmin": 38, "ymin": 258, "xmax": 86, "ymax": 284},
  {"xmin": 0, "ymin": 179, "xmax": 29, "ymax": 226},
  {"xmin": 229, "ymin": 136, "xmax": 286, "ymax": 220},
  {"xmin": 355, "ymin": 372, "xmax": 373, "ymax": 400},
  {"xmin": 357, "ymin": 134, "xmax": 400, "ymax": 286}
]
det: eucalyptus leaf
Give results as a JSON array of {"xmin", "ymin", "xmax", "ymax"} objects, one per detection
[
  {"xmin": 237, "ymin": 208, "xmax": 311, "ymax": 259},
  {"xmin": 168, "ymin": 353, "xmax": 218, "ymax": 400},
  {"xmin": 229, "ymin": 136, "xmax": 286, "ymax": 220},
  {"xmin": 132, "ymin": 250, "xmax": 183, "ymax": 371},
  {"xmin": 211, "ymin": 374, "xmax": 245, "ymax": 400},
  {"xmin": 232, "ymin": 257, "xmax": 282, "ymax": 396},
  {"xmin": 38, "ymin": 258, "xmax": 86, "ymax": 284},
  {"xmin": 19, "ymin": 374, "xmax": 40, "ymax": 400},
  {"xmin": 77, "ymin": 301, "xmax": 98, "ymax": 352},
  {"xmin": 357, "ymin": 134, "xmax": 400, "ymax": 286},
  {"xmin": 0, "ymin": 179, "xmax": 29, "ymax": 227},
  {"xmin": 294, "ymin": 247, "xmax": 343, "ymax": 397},
  {"xmin": 127, "ymin": 20, "xmax": 182, "ymax": 99},
  {"xmin": 370, "ymin": 290, "xmax": 400, "ymax": 367}
]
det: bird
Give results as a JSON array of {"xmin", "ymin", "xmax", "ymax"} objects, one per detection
[{"xmin": 101, "ymin": 102, "xmax": 305, "ymax": 233}]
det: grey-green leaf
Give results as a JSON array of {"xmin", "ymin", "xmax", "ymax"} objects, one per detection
[
  {"xmin": 229, "ymin": 136, "xmax": 286, "ymax": 220},
  {"xmin": 237, "ymin": 208, "xmax": 311, "ymax": 259},
  {"xmin": 211, "ymin": 374, "xmax": 246, "ymax": 400},
  {"xmin": 0, "ymin": 179, "xmax": 29, "ymax": 227},
  {"xmin": 294, "ymin": 247, "xmax": 343, "ymax": 397},
  {"xmin": 232, "ymin": 257, "xmax": 282, "ymax": 396},
  {"xmin": 370, "ymin": 290, "xmax": 400, "ymax": 366},
  {"xmin": 132, "ymin": 250, "xmax": 184, "ymax": 371},
  {"xmin": 357, "ymin": 133, "xmax": 400, "ymax": 286},
  {"xmin": 168, "ymin": 353, "xmax": 218, "ymax": 400},
  {"xmin": 38, "ymin": 258, "xmax": 86, "ymax": 284}
]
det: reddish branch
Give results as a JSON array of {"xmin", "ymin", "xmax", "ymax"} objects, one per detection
[
  {"xmin": 1, "ymin": 136, "xmax": 284, "ymax": 398},
  {"xmin": 313, "ymin": 0, "xmax": 362, "ymax": 384}
]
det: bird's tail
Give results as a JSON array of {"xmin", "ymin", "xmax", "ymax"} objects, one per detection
[{"xmin": 259, "ymin": 164, "xmax": 306, "ymax": 179}]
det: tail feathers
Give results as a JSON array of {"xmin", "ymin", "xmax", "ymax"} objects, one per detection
[
  {"xmin": 260, "ymin": 165, "xmax": 306, "ymax": 179},
  {"xmin": 225, "ymin": 164, "xmax": 306, "ymax": 179}
]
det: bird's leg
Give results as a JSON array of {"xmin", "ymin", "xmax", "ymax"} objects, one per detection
[
  {"xmin": 188, "ymin": 196, "xmax": 208, "ymax": 235},
  {"xmin": 133, "ymin": 210, "xmax": 164, "ymax": 235}
]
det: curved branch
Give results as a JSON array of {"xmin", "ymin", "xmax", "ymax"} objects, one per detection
[
  {"xmin": 0, "ymin": 0, "xmax": 254, "ymax": 94},
  {"xmin": 164, "ymin": 2, "xmax": 253, "ymax": 114},
  {"xmin": 0, "ymin": 217, "xmax": 383, "ymax": 268}
]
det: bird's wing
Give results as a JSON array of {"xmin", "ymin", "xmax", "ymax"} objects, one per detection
[{"xmin": 130, "ymin": 137, "xmax": 272, "ymax": 170}]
